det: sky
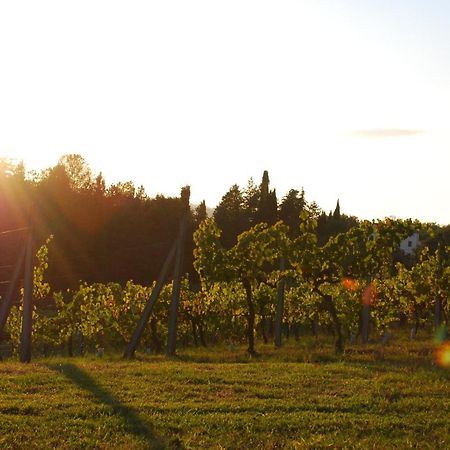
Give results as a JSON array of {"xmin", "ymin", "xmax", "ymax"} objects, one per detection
[{"xmin": 0, "ymin": 1, "xmax": 449, "ymax": 224}]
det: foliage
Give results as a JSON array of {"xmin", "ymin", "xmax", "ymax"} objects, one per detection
[{"xmin": 1, "ymin": 160, "xmax": 449, "ymax": 356}]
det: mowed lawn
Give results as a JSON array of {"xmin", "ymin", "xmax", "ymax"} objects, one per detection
[{"xmin": 0, "ymin": 338, "xmax": 449, "ymax": 449}]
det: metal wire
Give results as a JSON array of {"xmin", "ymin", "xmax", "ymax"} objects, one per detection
[{"xmin": 0, "ymin": 227, "xmax": 29, "ymax": 237}]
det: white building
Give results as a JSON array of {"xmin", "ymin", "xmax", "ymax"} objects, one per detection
[{"xmin": 400, "ymin": 232, "xmax": 420, "ymax": 256}]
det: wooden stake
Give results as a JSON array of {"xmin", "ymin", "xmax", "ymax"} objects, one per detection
[
  {"xmin": 123, "ymin": 241, "xmax": 177, "ymax": 359},
  {"xmin": 20, "ymin": 232, "xmax": 34, "ymax": 363},
  {"xmin": 166, "ymin": 217, "xmax": 187, "ymax": 356},
  {"xmin": 0, "ymin": 244, "xmax": 26, "ymax": 339},
  {"xmin": 361, "ymin": 304, "xmax": 370, "ymax": 344},
  {"xmin": 434, "ymin": 297, "xmax": 442, "ymax": 329},
  {"xmin": 435, "ymin": 242, "xmax": 444, "ymax": 329},
  {"xmin": 274, "ymin": 257, "xmax": 286, "ymax": 348},
  {"xmin": 361, "ymin": 277, "xmax": 371, "ymax": 344}
]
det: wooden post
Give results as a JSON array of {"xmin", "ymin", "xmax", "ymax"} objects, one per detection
[
  {"xmin": 434, "ymin": 242, "xmax": 444, "ymax": 330},
  {"xmin": 166, "ymin": 217, "xmax": 187, "ymax": 356},
  {"xmin": 123, "ymin": 241, "xmax": 177, "ymax": 359},
  {"xmin": 0, "ymin": 244, "xmax": 27, "ymax": 339},
  {"xmin": 20, "ymin": 232, "xmax": 34, "ymax": 363},
  {"xmin": 361, "ymin": 305, "xmax": 370, "ymax": 344},
  {"xmin": 361, "ymin": 278, "xmax": 371, "ymax": 344},
  {"xmin": 434, "ymin": 297, "xmax": 442, "ymax": 329},
  {"xmin": 274, "ymin": 257, "xmax": 286, "ymax": 348}
]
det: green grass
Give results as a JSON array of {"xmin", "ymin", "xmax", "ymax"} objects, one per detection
[{"xmin": 0, "ymin": 336, "xmax": 449, "ymax": 449}]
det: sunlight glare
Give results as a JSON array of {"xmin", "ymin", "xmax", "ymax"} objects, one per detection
[
  {"xmin": 362, "ymin": 283, "xmax": 376, "ymax": 306},
  {"xmin": 342, "ymin": 278, "xmax": 359, "ymax": 292},
  {"xmin": 435, "ymin": 342, "xmax": 450, "ymax": 368}
]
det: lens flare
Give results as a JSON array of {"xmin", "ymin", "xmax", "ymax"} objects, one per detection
[
  {"xmin": 362, "ymin": 283, "xmax": 376, "ymax": 305},
  {"xmin": 342, "ymin": 278, "xmax": 358, "ymax": 291},
  {"xmin": 434, "ymin": 325, "xmax": 448, "ymax": 345},
  {"xmin": 435, "ymin": 342, "xmax": 450, "ymax": 368}
]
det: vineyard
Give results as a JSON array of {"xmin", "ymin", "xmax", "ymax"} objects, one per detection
[
  {"xmin": 0, "ymin": 167, "xmax": 449, "ymax": 450},
  {"xmin": 2, "ymin": 1, "xmax": 450, "ymax": 444},
  {"xmin": 1, "ymin": 213, "xmax": 449, "ymax": 362}
]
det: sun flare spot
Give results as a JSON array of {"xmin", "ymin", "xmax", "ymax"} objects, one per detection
[
  {"xmin": 435, "ymin": 342, "xmax": 450, "ymax": 368},
  {"xmin": 362, "ymin": 283, "xmax": 377, "ymax": 306},
  {"xmin": 342, "ymin": 278, "xmax": 358, "ymax": 291}
]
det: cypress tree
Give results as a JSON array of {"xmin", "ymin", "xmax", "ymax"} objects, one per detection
[
  {"xmin": 256, "ymin": 170, "xmax": 277, "ymax": 225},
  {"xmin": 333, "ymin": 199, "xmax": 341, "ymax": 220}
]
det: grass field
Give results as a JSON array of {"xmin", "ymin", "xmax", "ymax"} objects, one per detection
[{"xmin": 0, "ymin": 336, "xmax": 449, "ymax": 449}]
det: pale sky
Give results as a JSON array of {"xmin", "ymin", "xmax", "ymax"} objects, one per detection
[{"xmin": 1, "ymin": 1, "xmax": 449, "ymax": 224}]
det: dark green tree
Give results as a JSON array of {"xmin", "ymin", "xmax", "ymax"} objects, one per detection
[
  {"xmin": 213, "ymin": 184, "xmax": 248, "ymax": 248},
  {"xmin": 255, "ymin": 170, "xmax": 278, "ymax": 225},
  {"xmin": 333, "ymin": 199, "xmax": 341, "ymax": 220},
  {"xmin": 279, "ymin": 188, "xmax": 306, "ymax": 237},
  {"xmin": 194, "ymin": 201, "xmax": 208, "ymax": 227}
]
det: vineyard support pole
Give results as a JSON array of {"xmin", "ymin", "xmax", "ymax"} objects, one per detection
[
  {"xmin": 0, "ymin": 244, "xmax": 27, "ymax": 339},
  {"xmin": 434, "ymin": 297, "xmax": 442, "ymax": 329},
  {"xmin": 123, "ymin": 241, "xmax": 177, "ymax": 359},
  {"xmin": 274, "ymin": 257, "xmax": 286, "ymax": 348},
  {"xmin": 361, "ymin": 304, "xmax": 370, "ymax": 344},
  {"xmin": 20, "ymin": 232, "xmax": 34, "ymax": 363},
  {"xmin": 166, "ymin": 216, "xmax": 187, "ymax": 356},
  {"xmin": 361, "ymin": 277, "xmax": 371, "ymax": 344},
  {"xmin": 434, "ymin": 243, "xmax": 444, "ymax": 329}
]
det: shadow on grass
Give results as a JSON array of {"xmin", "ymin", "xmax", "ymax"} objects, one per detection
[{"xmin": 47, "ymin": 363, "xmax": 166, "ymax": 449}]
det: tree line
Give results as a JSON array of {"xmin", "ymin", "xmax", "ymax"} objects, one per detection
[
  {"xmin": 0, "ymin": 154, "xmax": 449, "ymax": 356},
  {"xmin": 0, "ymin": 155, "xmax": 201, "ymax": 293},
  {"xmin": 0, "ymin": 154, "xmax": 371, "ymax": 293}
]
